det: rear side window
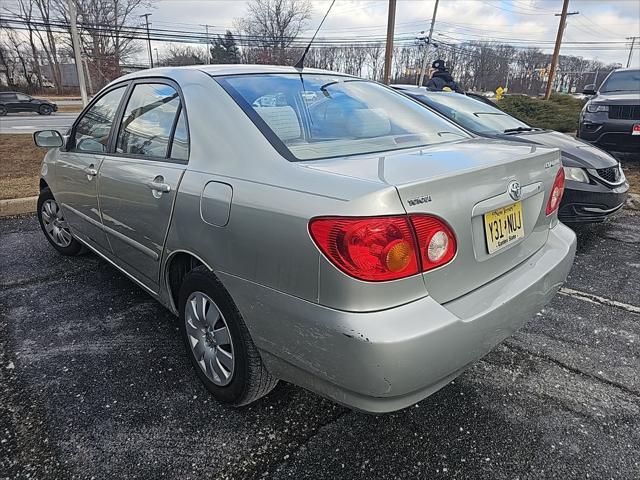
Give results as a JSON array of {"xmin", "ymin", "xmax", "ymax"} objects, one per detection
[
  {"xmin": 1, "ymin": 93, "xmax": 18, "ymax": 101},
  {"xmin": 116, "ymin": 83, "xmax": 181, "ymax": 158},
  {"xmin": 73, "ymin": 86, "xmax": 126, "ymax": 153},
  {"xmin": 170, "ymin": 107, "xmax": 189, "ymax": 160}
]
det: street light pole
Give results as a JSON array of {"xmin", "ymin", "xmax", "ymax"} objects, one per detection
[
  {"xmin": 383, "ymin": 0, "xmax": 397, "ymax": 85},
  {"xmin": 141, "ymin": 13, "xmax": 153, "ymax": 68},
  {"xmin": 68, "ymin": 0, "xmax": 88, "ymax": 106},
  {"xmin": 204, "ymin": 24, "xmax": 211, "ymax": 64},
  {"xmin": 417, "ymin": 0, "xmax": 440, "ymax": 87},
  {"xmin": 544, "ymin": 0, "xmax": 578, "ymax": 100}
]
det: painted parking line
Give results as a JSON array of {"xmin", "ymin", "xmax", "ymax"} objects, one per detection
[{"xmin": 559, "ymin": 287, "xmax": 640, "ymax": 314}]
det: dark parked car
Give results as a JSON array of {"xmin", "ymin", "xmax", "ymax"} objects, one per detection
[
  {"xmin": 578, "ymin": 68, "xmax": 640, "ymax": 154},
  {"xmin": 0, "ymin": 91, "xmax": 57, "ymax": 116},
  {"xmin": 394, "ymin": 86, "xmax": 629, "ymax": 223}
]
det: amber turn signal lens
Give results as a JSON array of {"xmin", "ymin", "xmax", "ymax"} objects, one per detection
[{"xmin": 384, "ymin": 239, "xmax": 413, "ymax": 272}]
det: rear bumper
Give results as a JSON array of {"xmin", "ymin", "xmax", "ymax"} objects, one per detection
[
  {"xmin": 578, "ymin": 118, "xmax": 640, "ymax": 153},
  {"xmin": 219, "ymin": 223, "xmax": 576, "ymax": 413},
  {"xmin": 559, "ymin": 179, "xmax": 628, "ymax": 223}
]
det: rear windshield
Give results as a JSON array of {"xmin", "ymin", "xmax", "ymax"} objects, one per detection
[
  {"xmin": 600, "ymin": 70, "xmax": 640, "ymax": 93},
  {"xmin": 217, "ymin": 74, "xmax": 470, "ymax": 161},
  {"xmin": 417, "ymin": 92, "xmax": 530, "ymax": 134}
]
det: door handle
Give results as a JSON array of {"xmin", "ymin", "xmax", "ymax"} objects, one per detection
[
  {"xmin": 146, "ymin": 179, "xmax": 171, "ymax": 194},
  {"xmin": 83, "ymin": 165, "xmax": 97, "ymax": 180}
]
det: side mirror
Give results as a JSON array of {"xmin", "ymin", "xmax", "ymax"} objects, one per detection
[
  {"xmin": 583, "ymin": 84, "xmax": 596, "ymax": 95},
  {"xmin": 34, "ymin": 130, "xmax": 64, "ymax": 148}
]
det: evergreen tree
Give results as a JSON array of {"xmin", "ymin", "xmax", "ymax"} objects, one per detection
[{"xmin": 211, "ymin": 30, "xmax": 240, "ymax": 64}]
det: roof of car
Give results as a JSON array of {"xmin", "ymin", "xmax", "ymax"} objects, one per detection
[{"xmin": 121, "ymin": 64, "xmax": 356, "ymax": 81}]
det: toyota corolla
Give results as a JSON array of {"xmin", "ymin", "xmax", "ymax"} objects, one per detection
[{"xmin": 33, "ymin": 65, "xmax": 576, "ymax": 413}]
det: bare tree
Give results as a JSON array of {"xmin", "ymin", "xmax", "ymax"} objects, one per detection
[{"xmin": 236, "ymin": 0, "xmax": 312, "ymax": 65}]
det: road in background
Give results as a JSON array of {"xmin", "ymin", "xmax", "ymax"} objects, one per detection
[
  {"xmin": 1, "ymin": 210, "xmax": 639, "ymax": 479},
  {"xmin": 0, "ymin": 113, "xmax": 77, "ymax": 134}
]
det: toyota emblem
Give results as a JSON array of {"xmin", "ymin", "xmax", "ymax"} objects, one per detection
[{"xmin": 508, "ymin": 180, "xmax": 522, "ymax": 201}]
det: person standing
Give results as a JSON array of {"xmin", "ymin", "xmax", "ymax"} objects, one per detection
[{"xmin": 424, "ymin": 59, "xmax": 464, "ymax": 93}]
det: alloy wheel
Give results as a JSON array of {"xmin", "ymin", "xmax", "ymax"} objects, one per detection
[
  {"xmin": 40, "ymin": 199, "xmax": 72, "ymax": 248},
  {"xmin": 185, "ymin": 291, "xmax": 235, "ymax": 386}
]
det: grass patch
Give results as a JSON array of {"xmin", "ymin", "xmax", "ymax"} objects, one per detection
[
  {"xmin": 56, "ymin": 105, "xmax": 82, "ymax": 114},
  {"xmin": 497, "ymin": 93, "xmax": 585, "ymax": 132},
  {"xmin": 0, "ymin": 134, "xmax": 47, "ymax": 200}
]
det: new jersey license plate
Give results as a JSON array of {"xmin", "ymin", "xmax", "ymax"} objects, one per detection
[{"xmin": 484, "ymin": 201, "xmax": 525, "ymax": 254}]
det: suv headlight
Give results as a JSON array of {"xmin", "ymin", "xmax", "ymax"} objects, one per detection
[
  {"xmin": 563, "ymin": 166, "xmax": 589, "ymax": 183},
  {"xmin": 586, "ymin": 103, "xmax": 609, "ymax": 113}
]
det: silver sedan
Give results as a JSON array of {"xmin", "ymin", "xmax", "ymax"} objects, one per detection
[{"xmin": 34, "ymin": 65, "xmax": 576, "ymax": 413}]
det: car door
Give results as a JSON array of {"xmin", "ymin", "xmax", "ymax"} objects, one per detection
[
  {"xmin": 97, "ymin": 80, "xmax": 189, "ymax": 291},
  {"xmin": 15, "ymin": 93, "xmax": 35, "ymax": 112},
  {"xmin": 1, "ymin": 93, "xmax": 19, "ymax": 112},
  {"xmin": 54, "ymin": 84, "xmax": 128, "ymax": 252}
]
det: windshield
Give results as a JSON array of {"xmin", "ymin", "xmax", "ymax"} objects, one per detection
[
  {"xmin": 600, "ymin": 70, "xmax": 640, "ymax": 93},
  {"xmin": 217, "ymin": 74, "xmax": 470, "ymax": 161},
  {"xmin": 416, "ymin": 92, "xmax": 530, "ymax": 134}
]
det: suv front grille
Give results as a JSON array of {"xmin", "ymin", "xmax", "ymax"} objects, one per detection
[
  {"xmin": 595, "ymin": 166, "xmax": 621, "ymax": 183},
  {"xmin": 608, "ymin": 105, "xmax": 640, "ymax": 120}
]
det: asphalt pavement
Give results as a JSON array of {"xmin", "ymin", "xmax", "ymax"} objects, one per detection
[
  {"xmin": 1, "ymin": 211, "xmax": 639, "ymax": 479},
  {"xmin": 0, "ymin": 113, "xmax": 77, "ymax": 134}
]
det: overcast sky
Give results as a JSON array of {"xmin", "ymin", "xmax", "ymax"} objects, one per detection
[{"xmin": 148, "ymin": 0, "xmax": 640, "ymax": 67}]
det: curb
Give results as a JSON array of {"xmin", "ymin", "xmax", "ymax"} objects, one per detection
[
  {"xmin": 0, "ymin": 196, "xmax": 38, "ymax": 217},
  {"xmin": 627, "ymin": 193, "xmax": 640, "ymax": 212}
]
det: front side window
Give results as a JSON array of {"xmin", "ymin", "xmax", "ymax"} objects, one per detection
[
  {"xmin": 418, "ymin": 93, "xmax": 530, "ymax": 135},
  {"xmin": 74, "ymin": 86, "xmax": 126, "ymax": 153},
  {"xmin": 16, "ymin": 93, "xmax": 31, "ymax": 101},
  {"xmin": 116, "ymin": 83, "xmax": 181, "ymax": 158},
  {"xmin": 218, "ymin": 74, "xmax": 470, "ymax": 161},
  {"xmin": 600, "ymin": 70, "xmax": 640, "ymax": 93}
]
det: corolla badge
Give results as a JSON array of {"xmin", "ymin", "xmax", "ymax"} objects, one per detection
[{"xmin": 508, "ymin": 180, "xmax": 522, "ymax": 201}]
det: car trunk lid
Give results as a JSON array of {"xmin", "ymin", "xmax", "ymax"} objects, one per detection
[{"xmin": 304, "ymin": 138, "xmax": 561, "ymax": 303}]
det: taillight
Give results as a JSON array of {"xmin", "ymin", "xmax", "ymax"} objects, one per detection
[
  {"xmin": 410, "ymin": 215, "xmax": 457, "ymax": 271},
  {"xmin": 309, "ymin": 216, "xmax": 419, "ymax": 281},
  {"xmin": 546, "ymin": 167, "xmax": 565, "ymax": 215},
  {"xmin": 309, "ymin": 214, "xmax": 456, "ymax": 282}
]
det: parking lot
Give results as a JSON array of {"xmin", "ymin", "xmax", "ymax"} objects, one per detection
[{"xmin": 1, "ymin": 208, "xmax": 639, "ymax": 479}]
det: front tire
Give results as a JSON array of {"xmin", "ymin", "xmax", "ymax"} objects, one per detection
[
  {"xmin": 39, "ymin": 104, "xmax": 52, "ymax": 115},
  {"xmin": 37, "ymin": 187, "xmax": 83, "ymax": 256},
  {"xmin": 179, "ymin": 266, "xmax": 278, "ymax": 406}
]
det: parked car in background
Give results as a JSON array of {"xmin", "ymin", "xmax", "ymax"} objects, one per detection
[
  {"xmin": 394, "ymin": 86, "xmax": 629, "ymax": 224},
  {"xmin": 578, "ymin": 68, "xmax": 640, "ymax": 154},
  {"xmin": 0, "ymin": 91, "xmax": 57, "ymax": 115},
  {"xmin": 33, "ymin": 65, "xmax": 576, "ymax": 413}
]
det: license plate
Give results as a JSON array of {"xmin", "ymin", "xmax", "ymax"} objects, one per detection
[
  {"xmin": 632, "ymin": 124, "xmax": 640, "ymax": 136},
  {"xmin": 484, "ymin": 201, "xmax": 525, "ymax": 254}
]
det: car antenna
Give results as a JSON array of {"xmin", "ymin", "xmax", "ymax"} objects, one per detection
[{"xmin": 294, "ymin": 0, "xmax": 336, "ymax": 70}]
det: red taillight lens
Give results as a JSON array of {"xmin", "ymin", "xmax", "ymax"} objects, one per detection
[
  {"xmin": 309, "ymin": 214, "xmax": 456, "ymax": 281},
  {"xmin": 410, "ymin": 215, "xmax": 457, "ymax": 271},
  {"xmin": 309, "ymin": 216, "xmax": 419, "ymax": 281},
  {"xmin": 546, "ymin": 167, "xmax": 565, "ymax": 215}
]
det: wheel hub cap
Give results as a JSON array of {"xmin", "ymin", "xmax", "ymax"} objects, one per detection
[
  {"xmin": 185, "ymin": 291, "xmax": 234, "ymax": 386},
  {"xmin": 41, "ymin": 199, "xmax": 72, "ymax": 248}
]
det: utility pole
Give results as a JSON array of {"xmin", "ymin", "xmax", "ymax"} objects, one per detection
[
  {"xmin": 383, "ymin": 0, "xmax": 397, "ymax": 85},
  {"xmin": 544, "ymin": 0, "xmax": 578, "ymax": 100},
  {"xmin": 154, "ymin": 48, "xmax": 159, "ymax": 67},
  {"xmin": 627, "ymin": 36, "xmax": 639, "ymax": 68},
  {"xmin": 68, "ymin": 0, "xmax": 88, "ymax": 106},
  {"xmin": 417, "ymin": 0, "xmax": 440, "ymax": 87},
  {"xmin": 204, "ymin": 24, "xmax": 211, "ymax": 64},
  {"xmin": 140, "ymin": 13, "xmax": 153, "ymax": 68}
]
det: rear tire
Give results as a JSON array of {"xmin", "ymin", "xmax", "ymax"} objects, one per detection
[
  {"xmin": 37, "ymin": 187, "xmax": 83, "ymax": 256},
  {"xmin": 179, "ymin": 266, "xmax": 278, "ymax": 406},
  {"xmin": 39, "ymin": 104, "xmax": 52, "ymax": 115},
  {"xmin": 0, "ymin": 105, "xmax": 7, "ymax": 116}
]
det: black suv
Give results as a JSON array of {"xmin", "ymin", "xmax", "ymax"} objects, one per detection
[
  {"xmin": 578, "ymin": 68, "xmax": 640, "ymax": 153},
  {"xmin": 0, "ymin": 91, "xmax": 58, "ymax": 116}
]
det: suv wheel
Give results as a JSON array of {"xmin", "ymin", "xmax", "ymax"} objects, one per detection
[
  {"xmin": 39, "ymin": 104, "xmax": 52, "ymax": 115},
  {"xmin": 0, "ymin": 105, "xmax": 7, "ymax": 116},
  {"xmin": 179, "ymin": 266, "xmax": 278, "ymax": 406},
  {"xmin": 37, "ymin": 188, "xmax": 83, "ymax": 255}
]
